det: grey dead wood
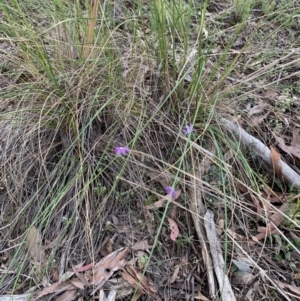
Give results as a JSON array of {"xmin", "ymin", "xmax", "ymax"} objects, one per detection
[
  {"xmin": 208, "ymin": 117, "xmax": 294, "ymax": 301},
  {"xmin": 204, "ymin": 210, "xmax": 291, "ymax": 301},
  {"xmin": 59, "ymin": 251, "xmax": 67, "ymax": 282},
  {"xmin": 204, "ymin": 210, "xmax": 237, "ymax": 301},
  {"xmin": 0, "ymin": 295, "xmax": 30, "ymax": 301},
  {"xmin": 189, "ymin": 167, "xmax": 216, "ymax": 299},
  {"xmin": 220, "ymin": 118, "xmax": 300, "ymax": 189}
]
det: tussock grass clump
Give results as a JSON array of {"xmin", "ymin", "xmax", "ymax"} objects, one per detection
[{"xmin": 0, "ymin": 0, "xmax": 300, "ymax": 300}]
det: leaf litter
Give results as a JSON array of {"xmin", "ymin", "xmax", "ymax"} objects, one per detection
[{"xmin": 2, "ymin": 1, "xmax": 300, "ymax": 301}]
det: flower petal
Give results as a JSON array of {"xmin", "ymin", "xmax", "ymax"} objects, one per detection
[
  {"xmin": 165, "ymin": 186, "xmax": 177, "ymax": 199},
  {"xmin": 165, "ymin": 186, "xmax": 173, "ymax": 194},
  {"xmin": 121, "ymin": 146, "xmax": 130, "ymax": 155},
  {"xmin": 115, "ymin": 146, "xmax": 130, "ymax": 156},
  {"xmin": 115, "ymin": 147, "xmax": 122, "ymax": 155},
  {"xmin": 183, "ymin": 124, "xmax": 194, "ymax": 135}
]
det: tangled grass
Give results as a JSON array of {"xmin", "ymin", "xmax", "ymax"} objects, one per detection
[{"xmin": 1, "ymin": 0, "xmax": 300, "ymax": 300}]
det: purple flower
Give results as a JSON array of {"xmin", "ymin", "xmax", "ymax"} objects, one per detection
[
  {"xmin": 115, "ymin": 146, "xmax": 130, "ymax": 156},
  {"xmin": 183, "ymin": 124, "xmax": 194, "ymax": 136},
  {"xmin": 165, "ymin": 186, "xmax": 177, "ymax": 199}
]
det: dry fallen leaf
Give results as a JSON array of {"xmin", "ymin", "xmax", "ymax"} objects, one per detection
[
  {"xmin": 247, "ymin": 103, "xmax": 269, "ymax": 127},
  {"xmin": 263, "ymin": 87, "xmax": 278, "ymax": 98},
  {"xmin": 111, "ymin": 215, "xmax": 119, "ymax": 226},
  {"xmin": 90, "ymin": 247, "xmax": 128, "ymax": 293},
  {"xmin": 251, "ymin": 203, "xmax": 288, "ymax": 244},
  {"xmin": 223, "ymin": 149, "xmax": 234, "ymax": 162},
  {"xmin": 146, "ymin": 170, "xmax": 171, "ymax": 188},
  {"xmin": 103, "ymin": 277, "xmax": 133, "ymax": 299},
  {"xmin": 72, "ymin": 265, "xmax": 90, "ymax": 287},
  {"xmin": 217, "ymin": 218, "xmax": 224, "ymax": 235},
  {"xmin": 145, "ymin": 190, "xmax": 181, "ymax": 209},
  {"xmin": 270, "ymin": 146, "xmax": 283, "ymax": 179},
  {"xmin": 270, "ymin": 203, "xmax": 288, "ymax": 227},
  {"xmin": 167, "ymin": 265, "xmax": 180, "ymax": 284},
  {"xmin": 249, "ymin": 112, "xmax": 270, "ymax": 127},
  {"xmin": 100, "ymin": 238, "xmax": 114, "ymax": 256},
  {"xmin": 227, "ymin": 228, "xmax": 245, "ymax": 241},
  {"xmin": 132, "ymin": 240, "xmax": 152, "ymax": 251},
  {"xmin": 116, "ymin": 225, "xmax": 131, "ymax": 234},
  {"xmin": 131, "ymin": 289, "xmax": 143, "ymax": 301},
  {"xmin": 252, "ymin": 195, "xmax": 264, "ymax": 221},
  {"xmin": 60, "ymin": 271, "xmax": 75, "ymax": 282},
  {"xmin": 262, "ymin": 186, "xmax": 286, "ymax": 203},
  {"xmin": 144, "ymin": 209, "xmax": 155, "ymax": 235},
  {"xmin": 55, "ymin": 289, "xmax": 77, "ymax": 301},
  {"xmin": 247, "ymin": 104, "xmax": 266, "ymax": 117},
  {"xmin": 273, "ymin": 279, "xmax": 300, "ymax": 295},
  {"xmin": 70, "ymin": 278, "xmax": 85, "ymax": 290},
  {"xmin": 26, "ymin": 227, "xmax": 46, "ymax": 265},
  {"xmin": 235, "ymin": 181, "xmax": 256, "ymax": 203},
  {"xmin": 194, "ymin": 292, "xmax": 210, "ymax": 301},
  {"xmin": 33, "ymin": 282, "xmax": 75, "ymax": 300},
  {"xmin": 122, "ymin": 264, "xmax": 161, "ymax": 301},
  {"xmin": 274, "ymin": 133, "xmax": 300, "ymax": 160},
  {"xmin": 232, "ymin": 272, "xmax": 256, "ymax": 286},
  {"xmin": 168, "ymin": 218, "xmax": 179, "ymax": 241},
  {"xmin": 145, "ymin": 196, "xmax": 169, "ymax": 209},
  {"xmin": 245, "ymin": 280, "xmax": 261, "ymax": 301},
  {"xmin": 76, "ymin": 263, "xmax": 93, "ymax": 272},
  {"xmin": 44, "ymin": 234, "xmax": 67, "ymax": 251},
  {"xmin": 42, "ymin": 276, "xmax": 50, "ymax": 288},
  {"xmin": 232, "ymin": 259, "xmax": 252, "ymax": 273},
  {"xmin": 51, "ymin": 265, "xmax": 59, "ymax": 282},
  {"xmin": 74, "ymin": 261, "xmax": 86, "ymax": 269}
]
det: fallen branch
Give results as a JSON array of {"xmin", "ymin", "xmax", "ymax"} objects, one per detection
[
  {"xmin": 220, "ymin": 118, "xmax": 300, "ymax": 189},
  {"xmin": 204, "ymin": 210, "xmax": 237, "ymax": 301},
  {"xmin": 0, "ymin": 295, "xmax": 30, "ymax": 301},
  {"xmin": 189, "ymin": 167, "xmax": 216, "ymax": 299}
]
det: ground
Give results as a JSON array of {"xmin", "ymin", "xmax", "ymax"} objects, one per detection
[{"xmin": 0, "ymin": 0, "xmax": 300, "ymax": 300}]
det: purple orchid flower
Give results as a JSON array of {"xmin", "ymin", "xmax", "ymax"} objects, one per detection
[
  {"xmin": 165, "ymin": 186, "xmax": 177, "ymax": 199},
  {"xmin": 183, "ymin": 124, "xmax": 194, "ymax": 136},
  {"xmin": 115, "ymin": 146, "xmax": 130, "ymax": 156}
]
